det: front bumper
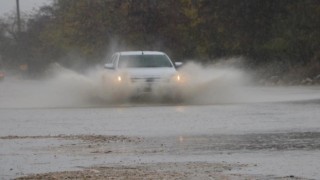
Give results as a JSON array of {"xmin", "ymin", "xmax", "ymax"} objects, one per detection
[
  {"xmin": 103, "ymin": 73, "xmax": 184, "ymax": 100},
  {"xmin": 115, "ymin": 78, "xmax": 183, "ymax": 98}
]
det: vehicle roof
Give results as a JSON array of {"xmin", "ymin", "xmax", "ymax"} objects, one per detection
[{"xmin": 117, "ymin": 51, "xmax": 165, "ymax": 56}]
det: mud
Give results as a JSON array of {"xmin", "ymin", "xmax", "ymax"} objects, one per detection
[
  {"xmin": 0, "ymin": 135, "xmax": 141, "ymax": 143},
  {"xmin": 15, "ymin": 162, "xmax": 307, "ymax": 180},
  {"xmin": 1, "ymin": 132, "xmax": 318, "ymax": 179}
]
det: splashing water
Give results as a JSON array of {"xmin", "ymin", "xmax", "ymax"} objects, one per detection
[{"xmin": 1, "ymin": 61, "xmax": 319, "ymax": 108}]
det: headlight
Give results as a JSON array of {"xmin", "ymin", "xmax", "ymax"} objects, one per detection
[
  {"xmin": 176, "ymin": 75, "xmax": 181, "ymax": 81},
  {"xmin": 115, "ymin": 74, "xmax": 130, "ymax": 84},
  {"xmin": 172, "ymin": 74, "xmax": 183, "ymax": 83},
  {"xmin": 117, "ymin": 75, "xmax": 122, "ymax": 82}
]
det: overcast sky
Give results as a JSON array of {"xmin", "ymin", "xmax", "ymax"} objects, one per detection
[{"xmin": 0, "ymin": 0, "xmax": 52, "ymax": 17}]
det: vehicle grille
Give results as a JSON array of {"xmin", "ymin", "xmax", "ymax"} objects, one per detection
[{"xmin": 131, "ymin": 77, "xmax": 168, "ymax": 83}]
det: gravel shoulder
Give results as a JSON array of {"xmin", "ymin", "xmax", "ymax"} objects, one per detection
[
  {"xmin": 0, "ymin": 134, "xmax": 315, "ymax": 180},
  {"xmin": 16, "ymin": 162, "xmax": 306, "ymax": 180}
]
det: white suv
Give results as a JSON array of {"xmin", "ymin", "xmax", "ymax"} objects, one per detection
[{"xmin": 104, "ymin": 51, "xmax": 183, "ymax": 97}]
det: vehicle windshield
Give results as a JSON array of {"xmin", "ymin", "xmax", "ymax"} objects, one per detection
[{"xmin": 118, "ymin": 54, "xmax": 173, "ymax": 68}]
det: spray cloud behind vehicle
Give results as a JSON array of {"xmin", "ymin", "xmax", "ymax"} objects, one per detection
[
  {"xmin": 1, "ymin": 57, "xmax": 320, "ymax": 108},
  {"xmin": 0, "ymin": 57, "xmax": 249, "ymax": 108}
]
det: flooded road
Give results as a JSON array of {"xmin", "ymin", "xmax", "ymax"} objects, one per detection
[{"xmin": 1, "ymin": 85, "xmax": 320, "ymax": 179}]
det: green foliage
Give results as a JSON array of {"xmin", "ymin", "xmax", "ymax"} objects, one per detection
[{"xmin": 0, "ymin": 0, "xmax": 319, "ymax": 73}]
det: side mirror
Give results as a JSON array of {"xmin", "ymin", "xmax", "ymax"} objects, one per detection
[
  {"xmin": 104, "ymin": 63, "xmax": 114, "ymax": 69},
  {"xmin": 175, "ymin": 62, "xmax": 183, "ymax": 68}
]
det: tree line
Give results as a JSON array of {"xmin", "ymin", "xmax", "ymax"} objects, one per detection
[{"xmin": 0, "ymin": 0, "xmax": 319, "ymax": 76}]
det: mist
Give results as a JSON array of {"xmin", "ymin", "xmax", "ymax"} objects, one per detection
[{"xmin": 1, "ymin": 59, "xmax": 320, "ymax": 108}]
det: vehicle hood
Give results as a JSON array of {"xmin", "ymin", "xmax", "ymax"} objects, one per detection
[{"xmin": 120, "ymin": 68, "xmax": 176, "ymax": 79}]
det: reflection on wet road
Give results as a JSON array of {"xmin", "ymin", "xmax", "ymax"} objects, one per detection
[
  {"xmin": 0, "ymin": 86, "xmax": 320, "ymax": 179},
  {"xmin": 172, "ymin": 132, "xmax": 320, "ymax": 152}
]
